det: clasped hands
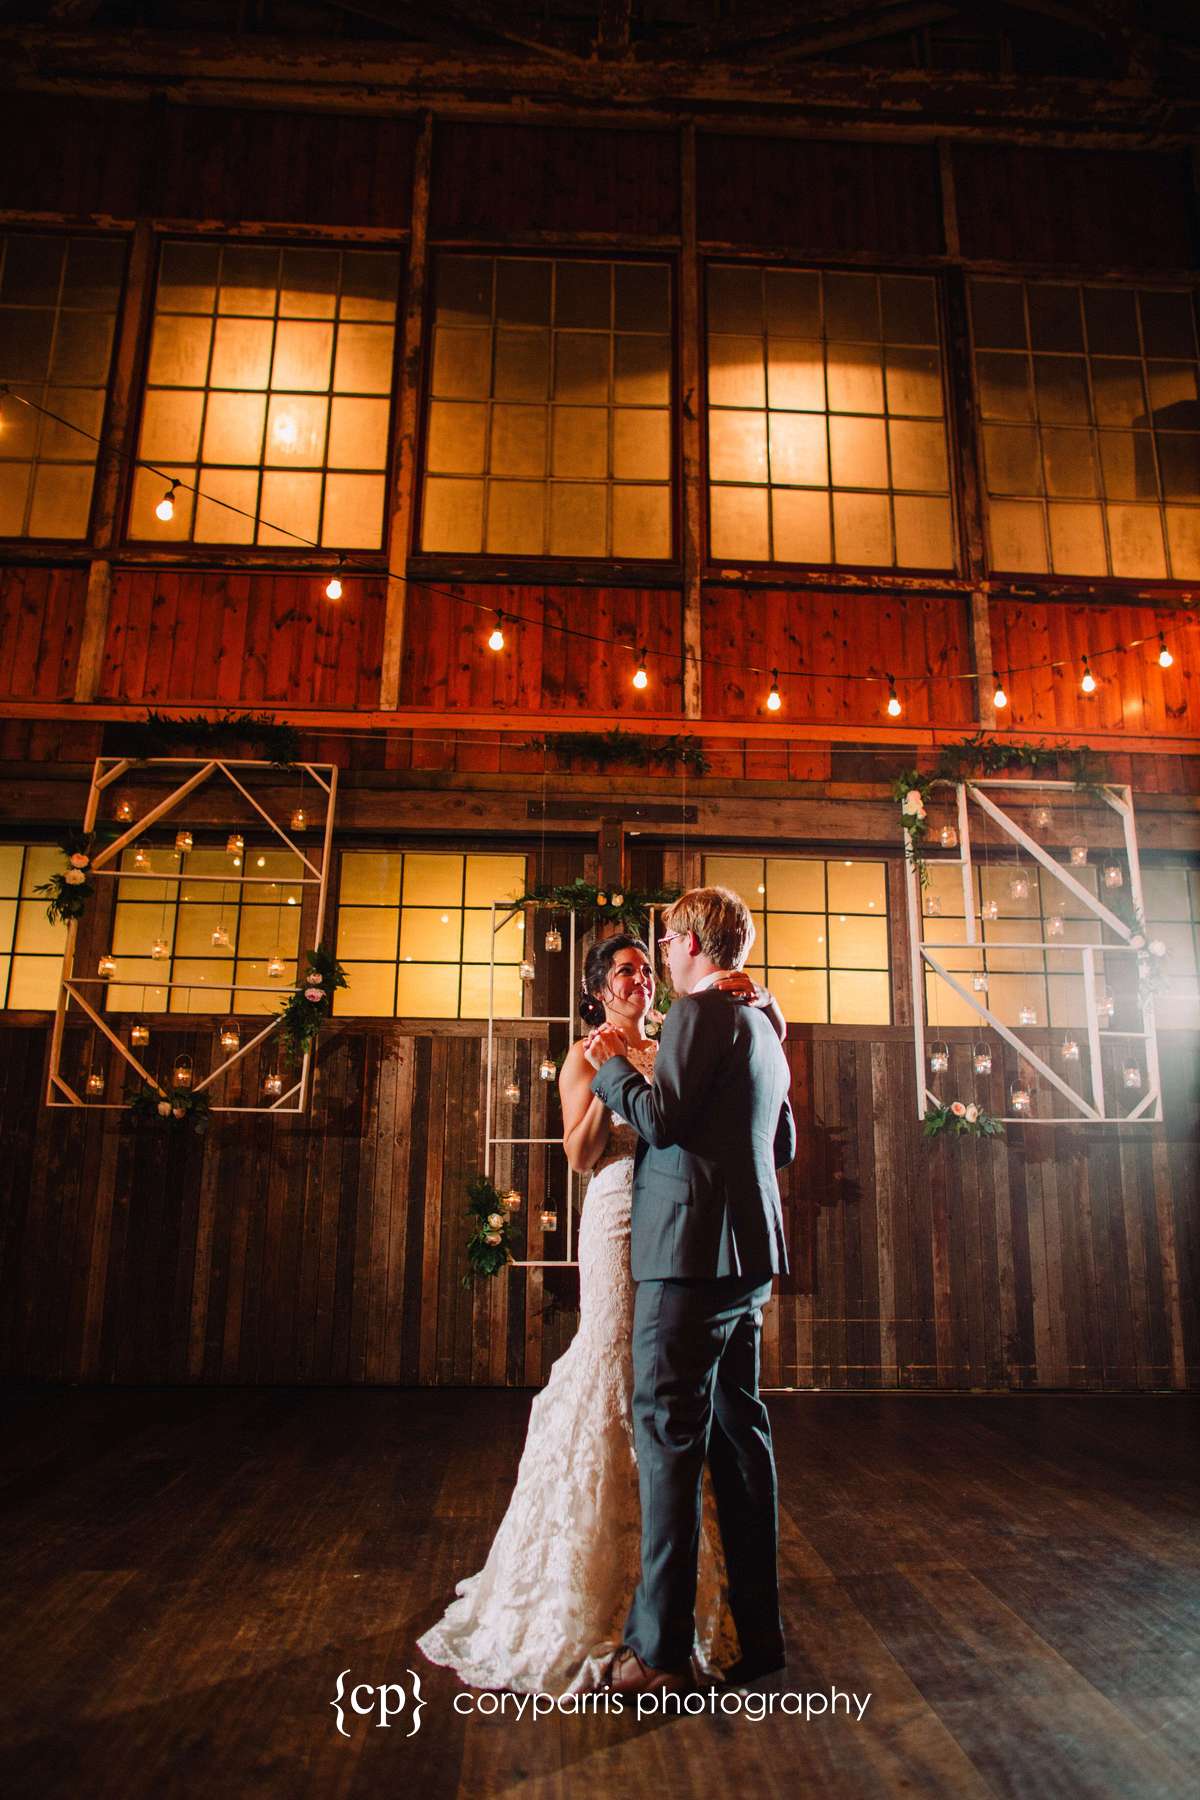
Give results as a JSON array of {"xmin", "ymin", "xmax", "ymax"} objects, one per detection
[{"xmin": 583, "ymin": 971, "xmax": 769, "ymax": 1070}]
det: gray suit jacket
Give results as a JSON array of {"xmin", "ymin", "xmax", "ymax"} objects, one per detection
[{"xmin": 590, "ymin": 990, "xmax": 795, "ymax": 1282}]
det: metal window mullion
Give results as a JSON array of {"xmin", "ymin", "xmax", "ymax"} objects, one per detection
[
  {"xmin": 1133, "ymin": 286, "xmax": 1172, "ymax": 577},
  {"xmin": 1078, "ymin": 277, "xmax": 1116, "ymax": 578}
]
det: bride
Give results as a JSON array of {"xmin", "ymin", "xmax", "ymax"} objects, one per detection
[{"xmin": 417, "ymin": 932, "xmax": 783, "ymax": 1695}]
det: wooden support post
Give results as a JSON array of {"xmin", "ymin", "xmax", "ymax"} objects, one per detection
[
  {"xmin": 599, "ymin": 816, "xmax": 624, "ymax": 893},
  {"xmin": 379, "ymin": 109, "xmax": 433, "ymax": 712},
  {"xmin": 971, "ymin": 589, "xmax": 996, "ymax": 731},
  {"xmin": 679, "ymin": 123, "xmax": 703, "ymax": 722}
]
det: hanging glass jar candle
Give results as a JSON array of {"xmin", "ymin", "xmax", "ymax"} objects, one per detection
[
  {"xmin": 174, "ymin": 829, "xmax": 193, "ymax": 853},
  {"xmin": 1046, "ymin": 914, "xmax": 1065, "ymax": 938},
  {"xmin": 924, "ymin": 893, "xmax": 942, "ymax": 917},
  {"xmin": 211, "ymin": 923, "xmax": 231, "ymax": 948},
  {"xmin": 226, "ymin": 833, "xmax": 244, "ymax": 855},
  {"xmin": 290, "ymin": 808, "xmax": 308, "ymax": 831},
  {"xmin": 544, "ymin": 927, "xmax": 563, "ymax": 953},
  {"xmin": 1009, "ymin": 871, "xmax": 1030, "ymax": 901},
  {"xmin": 973, "ymin": 1044, "xmax": 992, "ymax": 1075},
  {"xmin": 130, "ymin": 1020, "xmax": 150, "ymax": 1048},
  {"xmin": 982, "ymin": 899, "xmax": 1000, "ymax": 921},
  {"xmin": 1010, "ymin": 1084, "xmax": 1031, "ymax": 1115},
  {"xmin": 929, "ymin": 1041, "xmax": 949, "ymax": 1073},
  {"xmin": 172, "ymin": 1054, "xmax": 193, "ymax": 1090},
  {"xmin": 132, "ymin": 844, "xmax": 150, "ymax": 871},
  {"xmin": 267, "ymin": 952, "xmax": 285, "ymax": 979},
  {"xmin": 151, "ymin": 937, "xmax": 169, "ymax": 960},
  {"xmin": 1018, "ymin": 1004, "xmax": 1038, "ymax": 1026},
  {"xmin": 1122, "ymin": 1062, "xmax": 1142, "ymax": 1090},
  {"xmin": 262, "ymin": 1069, "xmax": 283, "ymax": 1098},
  {"xmin": 501, "ymin": 1189, "xmax": 522, "ymax": 1212},
  {"xmin": 1102, "ymin": 862, "xmax": 1124, "ymax": 889},
  {"xmin": 86, "ymin": 1069, "xmax": 105, "ymax": 1095},
  {"xmin": 218, "ymin": 1019, "xmax": 241, "ymax": 1053},
  {"xmin": 114, "ymin": 798, "xmax": 134, "ymax": 823},
  {"xmin": 1069, "ymin": 838, "xmax": 1088, "ymax": 866},
  {"xmin": 1034, "ymin": 807, "xmax": 1052, "ymax": 830},
  {"xmin": 1061, "ymin": 1037, "xmax": 1080, "ymax": 1062},
  {"xmin": 972, "ymin": 971, "xmax": 989, "ymax": 993},
  {"xmin": 539, "ymin": 1208, "xmax": 558, "ymax": 1232},
  {"xmin": 502, "ymin": 1078, "xmax": 520, "ymax": 1104},
  {"xmin": 538, "ymin": 1057, "xmax": 557, "ymax": 1082},
  {"xmin": 938, "ymin": 823, "xmax": 958, "ymax": 848},
  {"xmin": 97, "ymin": 952, "xmax": 117, "ymax": 978},
  {"xmin": 519, "ymin": 960, "xmax": 535, "ymax": 983},
  {"xmin": 1096, "ymin": 987, "xmax": 1115, "ymax": 1024}
]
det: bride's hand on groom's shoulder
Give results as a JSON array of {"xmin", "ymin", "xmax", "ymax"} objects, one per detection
[{"xmin": 714, "ymin": 971, "xmax": 772, "ymax": 1007}]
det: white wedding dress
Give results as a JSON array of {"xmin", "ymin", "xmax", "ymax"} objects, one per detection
[{"xmin": 417, "ymin": 1106, "xmax": 734, "ymax": 1695}]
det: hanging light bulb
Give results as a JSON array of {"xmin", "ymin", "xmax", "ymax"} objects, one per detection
[
  {"xmin": 151, "ymin": 936, "xmax": 169, "ymax": 960},
  {"xmin": 973, "ymin": 1044, "xmax": 992, "ymax": 1075},
  {"xmin": 175, "ymin": 829, "xmax": 193, "ymax": 853},
  {"xmin": 262, "ymin": 1069, "xmax": 283, "ymax": 1098},
  {"xmin": 1046, "ymin": 914, "xmax": 1065, "ymax": 938},
  {"xmin": 211, "ymin": 923, "xmax": 231, "ymax": 948},
  {"xmin": 155, "ymin": 479, "xmax": 180, "ymax": 522},
  {"xmin": 972, "ymin": 970, "xmax": 989, "ymax": 993},
  {"xmin": 172, "ymin": 1054, "xmax": 193, "ymax": 1090},
  {"xmin": 885, "ymin": 674, "xmax": 901, "ymax": 717},
  {"xmin": 132, "ymin": 844, "xmax": 150, "ymax": 871},
  {"xmin": 1157, "ymin": 632, "xmax": 1173, "ymax": 669},
  {"xmin": 226, "ymin": 833, "xmax": 244, "ymax": 856},
  {"xmin": 539, "ymin": 1208, "xmax": 558, "ymax": 1232},
  {"xmin": 130, "ymin": 1019, "xmax": 150, "ymax": 1048},
  {"xmin": 502, "ymin": 1078, "xmax": 520, "ymax": 1105},
  {"xmin": 1102, "ymin": 862, "xmax": 1124, "ymax": 889},
  {"xmin": 325, "ymin": 560, "xmax": 344, "ymax": 601},
  {"xmin": 929, "ymin": 1041, "xmax": 949, "ymax": 1073},
  {"xmin": 1018, "ymin": 1004, "xmax": 1038, "ymax": 1026},
  {"xmin": 488, "ymin": 611, "xmax": 505, "ymax": 652},
  {"xmin": 1069, "ymin": 838, "xmax": 1088, "ymax": 866},
  {"xmin": 267, "ymin": 952, "xmax": 285, "ymax": 979},
  {"xmin": 938, "ymin": 823, "xmax": 957, "ymax": 848},
  {"xmin": 1061, "ymin": 1037, "xmax": 1080, "ymax": 1062},
  {"xmin": 766, "ymin": 669, "xmax": 782, "ymax": 712},
  {"xmin": 97, "ymin": 952, "xmax": 117, "ymax": 978},
  {"xmin": 1010, "ymin": 1083, "xmax": 1032, "ymax": 1115},
  {"xmin": 86, "ymin": 1068, "xmax": 105, "ymax": 1096},
  {"xmin": 538, "ymin": 1056, "xmax": 557, "ymax": 1082},
  {"xmin": 632, "ymin": 646, "xmax": 649, "ymax": 690},
  {"xmin": 290, "ymin": 807, "xmax": 308, "ymax": 831},
  {"xmin": 219, "ymin": 1019, "xmax": 241, "ymax": 1053},
  {"xmin": 544, "ymin": 927, "xmax": 562, "ymax": 953},
  {"xmin": 1080, "ymin": 656, "xmax": 1097, "ymax": 694},
  {"xmin": 114, "ymin": 798, "xmax": 135, "ymax": 823},
  {"xmin": 993, "ymin": 676, "xmax": 1008, "ymax": 710},
  {"xmin": 1122, "ymin": 1062, "xmax": 1143, "ymax": 1090}
]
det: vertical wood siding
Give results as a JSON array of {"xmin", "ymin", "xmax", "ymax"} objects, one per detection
[
  {"xmin": 2, "ymin": 1022, "xmax": 1194, "ymax": 1391},
  {"xmin": 431, "ymin": 123, "xmax": 681, "ymax": 239},
  {"xmin": 990, "ymin": 600, "xmax": 1200, "ymax": 739},
  {"xmin": 0, "ymin": 566, "xmax": 85, "ymax": 702},
  {"xmin": 696, "ymin": 136, "xmax": 944, "ymax": 256}
]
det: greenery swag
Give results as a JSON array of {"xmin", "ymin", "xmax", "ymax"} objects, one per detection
[
  {"xmin": 126, "ymin": 1082, "xmax": 214, "ymax": 1137},
  {"xmin": 278, "ymin": 946, "xmax": 348, "ymax": 1065},
  {"xmin": 508, "ymin": 875, "xmax": 680, "ymax": 936},
  {"xmin": 34, "ymin": 827, "xmax": 116, "ymax": 925},
  {"xmin": 463, "ymin": 1174, "xmax": 520, "ymax": 1283},
  {"xmin": 923, "ymin": 1100, "xmax": 1005, "ymax": 1140},
  {"xmin": 530, "ymin": 728, "xmax": 711, "ymax": 777},
  {"xmin": 109, "ymin": 710, "xmax": 300, "ymax": 767}
]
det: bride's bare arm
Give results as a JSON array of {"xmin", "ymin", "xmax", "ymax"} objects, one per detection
[{"xmin": 560, "ymin": 1040, "xmax": 615, "ymax": 1172}]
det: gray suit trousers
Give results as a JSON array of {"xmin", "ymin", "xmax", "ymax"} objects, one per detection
[{"xmin": 624, "ymin": 1272, "xmax": 784, "ymax": 1672}]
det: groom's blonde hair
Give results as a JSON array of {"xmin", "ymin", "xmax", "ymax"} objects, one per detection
[{"xmin": 663, "ymin": 886, "xmax": 755, "ymax": 970}]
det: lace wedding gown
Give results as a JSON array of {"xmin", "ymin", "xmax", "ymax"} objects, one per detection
[{"xmin": 418, "ymin": 1100, "xmax": 735, "ymax": 1695}]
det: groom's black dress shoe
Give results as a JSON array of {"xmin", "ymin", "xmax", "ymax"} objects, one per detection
[{"xmin": 722, "ymin": 1652, "xmax": 787, "ymax": 1687}]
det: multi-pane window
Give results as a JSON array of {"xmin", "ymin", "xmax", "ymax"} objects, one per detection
[
  {"xmin": 705, "ymin": 265, "xmax": 954, "ymax": 569},
  {"xmin": 0, "ymin": 846, "xmax": 68, "ymax": 1007},
  {"xmin": 130, "ymin": 242, "xmax": 399, "ymax": 548},
  {"xmin": 703, "ymin": 855, "xmax": 891, "ymax": 1023},
  {"xmin": 972, "ymin": 279, "xmax": 1200, "ymax": 578},
  {"xmin": 1141, "ymin": 865, "xmax": 1200, "ymax": 1030},
  {"xmin": 0, "ymin": 234, "xmax": 124, "ymax": 539},
  {"xmin": 335, "ymin": 852, "xmax": 527, "ymax": 1018},
  {"xmin": 420, "ymin": 255, "xmax": 673, "ymax": 558},
  {"xmin": 107, "ymin": 846, "xmax": 303, "ymax": 1014}
]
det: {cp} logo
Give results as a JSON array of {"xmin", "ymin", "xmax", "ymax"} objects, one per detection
[{"xmin": 330, "ymin": 1669, "xmax": 426, "ymax": 1738}]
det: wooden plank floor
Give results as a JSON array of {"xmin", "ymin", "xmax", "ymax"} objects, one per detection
[{"xmin": 1, "ymin": 1388, "xmax": 1197, "ymax": 1800}]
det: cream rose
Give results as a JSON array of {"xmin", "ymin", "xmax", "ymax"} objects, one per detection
[
  {"xmin": 965, "ymin": 1104, "xmax": 979, "ymax": 1123},
  {"xmin": 156, "ymin": 1100, "xmax": 172, "ymax": 1117},
  {"xmin": 64, "ymin": 868, "xmax": 86, "ymax": 885},
  {"xmin": 902, "ymin": 789, "xmax": 926, "ymax": 818},
  {"xmin": 1149, "ymin": 940, "xmax": 1167, "ymax": 957},
  {"xmin": 487, "ymin": 1212, "xmax": 505, "ymax": 1229}
]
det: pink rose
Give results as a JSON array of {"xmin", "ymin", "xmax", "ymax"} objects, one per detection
[
  {"xmin": 484, "ymin": 1231, "xmax": 502, "ymax": 1245},
  {"xmin": 304, "ymin": 987, "xmax": 324, "ymax": 1003},
  {"xmin": 950, "ymin": 1101, "xmax": 967, "ymax": 1117},
  {"xmin": 69, "ymin": 852, "xmax": 90, "ymax": 868},
  {"xmin": 172, "ymin": 1106, "xmax": 185, "ymax": 1119}
]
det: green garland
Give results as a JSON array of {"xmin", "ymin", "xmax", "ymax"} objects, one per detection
[
  {"xmin": 508, "ymin": 876, "xmax": 680, "ymax": 936},
  {"xmin": 462, "ymin": 1174, "xmax": 520, "ymax": 1283},
  {"xmin": 126, "ymin": 1082, "xmax": 213, "ymax": 1137},
  {"xmin": 530, "ymin": 729, "xmax": 711, "ymax": 777},
  {"xmin": 109, "ymin": 710, "xmax": 300, "ymax": 767},
  {"xmin": 895, "ymin": 737, "xmax": 1110, "ymax": 885},
  {"xmin": 34, "ymin": 827, "xmax": 116, "ymax": 925},
  {"xmin": 923, "ymin": 1100, "xmax": 1005, "ymax": 1140},
  {"xmin": 278, "ymin": 946, "xmax": 348, "ymax": 1065}
]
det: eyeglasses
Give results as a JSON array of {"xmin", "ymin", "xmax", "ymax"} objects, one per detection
[{"xmin": 657, "ymin": 930, "xmax": 683, "ymax": 955}]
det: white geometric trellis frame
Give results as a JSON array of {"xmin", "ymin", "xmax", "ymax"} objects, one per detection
[
  {"xmin": 906, "ymin": 779, "xmax": 1161, "ymax": 1125},
  {"xmin": 485, "ymin": 900, "xmax": 671, "ymax": 1268},
  {"xmin": 46, "ymin": 757, "xmax": 337, "ymax": 1115}
]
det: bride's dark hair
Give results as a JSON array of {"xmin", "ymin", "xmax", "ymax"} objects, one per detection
[{"xmin": 579, "ymin": 934, "xmax": 651, "ymax": 1027}]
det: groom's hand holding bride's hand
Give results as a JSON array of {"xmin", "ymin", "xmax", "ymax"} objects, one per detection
[{"xmin": 584, "ymin": 1024, "xmax": 628, "ymax": 1069}]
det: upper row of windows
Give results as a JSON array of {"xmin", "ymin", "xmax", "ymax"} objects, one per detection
[{"xmin": 2, "ymin": 235, "xmax": 1199, "ymax": 579}]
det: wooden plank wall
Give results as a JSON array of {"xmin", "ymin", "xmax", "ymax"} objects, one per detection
[
  {"xmin": 0, "ymin": 566, "xmax": 85, "ymax": 702},
  {"xmin": 2, "ymin": 1019, "xmax": 1194, "ymax": 1391},
  {"xmin": 990, "ymin": 600, "xmax": 1200, "ymax": 739},
  {"xmin": 431, "ymin": 122, "xmax": 680, "ymax": 238}
]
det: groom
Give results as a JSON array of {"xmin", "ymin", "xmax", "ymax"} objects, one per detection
[{"xmin": 587, "ymin": 885, "xmax": 796, "ymax": 1693}]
